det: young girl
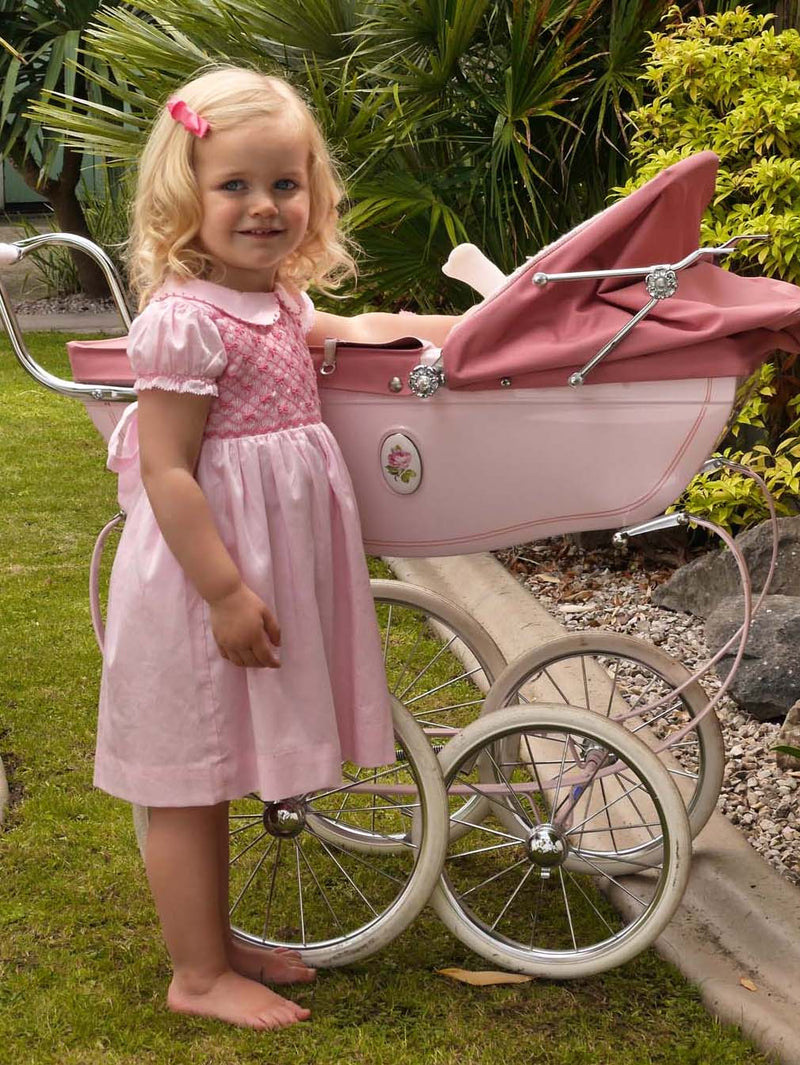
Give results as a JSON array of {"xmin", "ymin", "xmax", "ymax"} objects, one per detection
[{"xmin": 95, "ymin": 66, "xmax": 463, "ymax": 1032}]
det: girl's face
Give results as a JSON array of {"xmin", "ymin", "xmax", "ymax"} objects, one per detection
[{"xmin": 193, "ymin": 115, "xmax": 311, "ymax": 292}]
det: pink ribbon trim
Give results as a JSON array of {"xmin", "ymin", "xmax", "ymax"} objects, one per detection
[{"xmin": 166, "ymin": 96, "xmax": 210, "ymax": 138}]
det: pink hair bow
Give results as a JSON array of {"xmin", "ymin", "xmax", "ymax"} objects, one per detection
[{"xmin": 166, "ymin": 96, "xmax": 209, "ymax": 138}]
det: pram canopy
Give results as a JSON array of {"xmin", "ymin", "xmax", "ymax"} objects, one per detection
[{"xmin": 442, "ymin": 152, "xmax": 800, "ymax": 391}]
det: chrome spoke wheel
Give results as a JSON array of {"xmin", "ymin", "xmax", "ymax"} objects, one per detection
[
  {"xmin": 433, "ymin": 704, "xmax": 691, "ymax": 978},
  {"xmin": 228, "ymin": 701, "xmax": 448, "ymax": 967},
  {"xmin": 313, "ymin": 580, "xmax": 505, "ymax": 851},
  {"xmin": 482, "ymin": 633, "xmax": 723, "ymax": 863}
]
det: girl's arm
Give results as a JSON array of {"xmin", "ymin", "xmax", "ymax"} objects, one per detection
[
  {"xmin": 308, "ymin": 309, "xmax": 464, "ymax": 348},
  {"xmin": 136, "ymin": 390, "xmax": 280, "ymax": 668}
]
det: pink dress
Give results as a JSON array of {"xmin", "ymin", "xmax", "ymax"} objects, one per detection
[{"xmin": 94, "ymin": 278, "xmax": 395, "ymax": 806}]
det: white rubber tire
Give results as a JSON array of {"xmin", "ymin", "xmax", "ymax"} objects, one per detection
[
  {"xmin": 431, "ymin": 703, "xmax": 692, "ymax": 979},
  {"xmin": 481, "ymin": 632, "xmax": 724, "ymax": 846}
]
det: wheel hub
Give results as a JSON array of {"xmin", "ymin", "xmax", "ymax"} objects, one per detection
[
  {"xmin": 525, "ymin": 823, "xmax": 568, "ymax": 868},
  {"xmin": 262, "ymin": 798, "xmax": 307, "ymax": 838}
]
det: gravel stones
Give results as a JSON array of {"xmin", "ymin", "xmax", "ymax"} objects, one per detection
[
  {"xmin": 15, "ymin": 295, "xmax": 116, "ymax": 315},
  {"xmin": 495, "ymin": 536, "xmax": 800, "ymax": 886}
]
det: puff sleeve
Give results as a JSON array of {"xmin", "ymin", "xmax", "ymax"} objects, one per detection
[
  {"xmin": 127, "ymin": 298, "xmax": 227, "ymax": 397},
  {"xmin": 298, "ymin": 291, "xmax": 315, "ymax": 335}
]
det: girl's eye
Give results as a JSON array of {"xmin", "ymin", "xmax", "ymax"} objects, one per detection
[
  {"xmin": 221, "ymin": 179, "xmax": 245, "ymax": 192},
  {"xmin": 275, "ymin": 179, "xmax": 297, "ymax": 191}
]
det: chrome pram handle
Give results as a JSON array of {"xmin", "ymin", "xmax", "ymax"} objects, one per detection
[
  {"xmin": 532, "ymin": 234, "xmax": 768, "ymax": 387},
  {"xmin": 0, "ymin": 233, "xmax": 135, "ymax": 403}
]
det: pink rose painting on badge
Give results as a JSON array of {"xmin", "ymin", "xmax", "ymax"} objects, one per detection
[{"xmin": 386, "ymin": 445, "xmax": 416, "ymax": 484}]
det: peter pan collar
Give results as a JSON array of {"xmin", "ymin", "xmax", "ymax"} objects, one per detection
[{"xmin": 154, "ymin": 277, "xmax": 306, "ymax": 326}]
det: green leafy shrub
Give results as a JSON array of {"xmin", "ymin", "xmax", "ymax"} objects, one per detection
[{"xmin": 622, "ymin": 6, "xmax": 800, "ymax": 531}]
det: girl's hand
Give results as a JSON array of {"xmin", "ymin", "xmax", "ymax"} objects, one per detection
[{"xmin": 209, "ymin": 584, "xmax": 281, "ymax": 668}]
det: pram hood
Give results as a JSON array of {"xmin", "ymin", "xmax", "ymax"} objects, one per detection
[{"xmin": 441, "ymin": 151, "xmax": 800, "ymax": 390}]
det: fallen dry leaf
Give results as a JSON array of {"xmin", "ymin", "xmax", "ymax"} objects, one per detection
[
  {"xmin": 437, "ymin": 968, "xmax": 534, "ymax": 986},
  {"xmin": 739, "ymin": 977, "xmax": 758, "ymax": 992}
]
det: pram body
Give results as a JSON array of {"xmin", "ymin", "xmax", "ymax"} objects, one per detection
[{"xmin": 61, "ymin": 151, "xmax": 800, "ymax": 555}]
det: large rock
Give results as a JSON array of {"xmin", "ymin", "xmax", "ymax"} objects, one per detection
[
  {"xmin": 654, "ymin": 516, "xmax": 800, "ymax": 619},
  {"xmin": 776, "ymin": 700, "xmax": 800, "ymax": 771},
  {"xmin": 705, "ymin": 594, "xmax": 800, "ymax": 721}
]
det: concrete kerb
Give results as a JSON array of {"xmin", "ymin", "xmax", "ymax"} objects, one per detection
[{"xmin": 388, "ymin": 552, "xmax": 800, "ymax": 1065}]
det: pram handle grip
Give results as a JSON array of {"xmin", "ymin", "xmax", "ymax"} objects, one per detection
[{"xmin": 0, "ymin": 233, "xmax": 135, "ymax": 403}]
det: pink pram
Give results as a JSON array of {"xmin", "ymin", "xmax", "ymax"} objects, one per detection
[{"xmin": 2, "ymin": 150, "xmax": 798, "ymax": 978}]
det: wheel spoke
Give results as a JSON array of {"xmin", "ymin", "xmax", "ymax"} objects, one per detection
[
  {"xmin": 562, "ymin": 867, "xmax": 618, "ymax": 934},
  {"xmin": 581, "ymin": 656, "xmax": 591, "ymax": 712},
  {"xmin": 315, "ymin": 833, "xmax": 407, "ymax": 885},
  {"xmin": 382, "ymin": 603, "xmax": 393, "ymax": 663},
  {"xmin": 598, "ymin": 774, "xmax": 621, "ymax": 853},
  {"xmin": 230, "ymin": 828, "xmax": 268, "ymax": 867},
  {"xmin": 398, "ymin": 634, "xmax": 459, "ymax": 699},
  {"xmin": 484, "ymin": 745, "xmax": 536, "ymax": 828},
  {"xmin": 229, "ymin": 837, "xmax": 276, "ymax": 916},
  {"xmin": 566, "ymin": 778, "xmax": 649, "ymax": 836},
  {"xmin": 447, "ymin": 839, "xmax": 525, "ymax": 860},
  {"xmin": 490, "ymin": 863, "xmax": 537, "ymax": 931},
  {"xmin": 405, "ymin": 666, "xmax": 486, "ymax": 706},
  {"xmin": 452, "ymin": 771, "xmax": 540, "ymax": 822},
  {"xmin": 316, "ymin": 837, "xmax": 380, "ymax": 916},
  {"xmin": 390, "ymin": 622, "xmax": 426, "ymax": 695},
  {"xmin": 569, "ymin": 850, "xmax": 657, "ymax": 904},
  {"xmin": 557, "ymin": 867, "xmax": 578, "ymax": 950},
  {"xmin": 261, "ymin": 837, "xmax": 283, "ymax": 941},
  {"xmin": 293, "ymin": 842, "xmax": 306, "ymax": 945},
  {"xmin": 520, "ymin": 732, "xmax": 545, "ymax": 826},
  {"xmin": 528, "ymin": 876, "xmax": 546, "ymax": 947},
  {"xmin": 459, "ymin": 857, "xmax": 531, "ymax": 900},
  {"xmin": 295, "ymin": 840, "xmax": 344, "ymax": 932},
  {"xmin": 537, "ymin": 666, "xmax": 571, "ymax": 704},
  {"xmin": 614, "ymin": 770, "xmax": 659, "ymax": 841}
]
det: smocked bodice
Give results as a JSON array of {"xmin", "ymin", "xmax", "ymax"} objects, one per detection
[{"xmin": 199, "ymin": 302, "xmax": 321, "ymax": 439}]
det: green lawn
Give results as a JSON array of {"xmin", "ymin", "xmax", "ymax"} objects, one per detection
[{"xmin": 0, "ymin": 333, "xmax": 774, "ymax": 1065}]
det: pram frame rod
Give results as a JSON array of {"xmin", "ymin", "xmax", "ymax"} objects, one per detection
[
  {"xmin": 0, "ymin": 233, "xmax": 136, "ymax": 404},
  {"xmin": 531, "ymin": 234, "xmax": 767, "ymax": 287}
]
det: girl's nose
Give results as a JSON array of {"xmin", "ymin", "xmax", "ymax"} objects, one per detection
[{"xmin": 250, "ymin": 195, "xmax": 278, "ymax": 217}]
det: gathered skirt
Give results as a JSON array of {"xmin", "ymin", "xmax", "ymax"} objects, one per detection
[{"xmin": 94, "ymin": 421, "xmax": 395, "ymax": 807}]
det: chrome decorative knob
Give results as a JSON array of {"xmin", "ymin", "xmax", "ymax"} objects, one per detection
[
  {"xmin": 408, "ymin": 364, "xmax": 444, "ymax": 398},
  {"xmin": 645, "ymin": 267, "xmax": 678, "ymax": 300}
]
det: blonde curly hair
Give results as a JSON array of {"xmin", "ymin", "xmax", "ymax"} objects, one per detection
[{"xmin": 128, "ymin": 66, "xmax": 356, "ymax": 308}]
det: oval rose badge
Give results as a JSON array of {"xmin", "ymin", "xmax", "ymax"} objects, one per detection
[{"xmin": 380, "ymin": 432, "xmax": 422, "ymax": 495}]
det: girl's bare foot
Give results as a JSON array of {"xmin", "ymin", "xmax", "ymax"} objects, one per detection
[
  {"xmin": 167, "ymin": 969, "xmax": 311, "ymax": 1029},
  {"xmin": 228, "ymin": 939, "xmax": 317, "ymax": 985}
]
